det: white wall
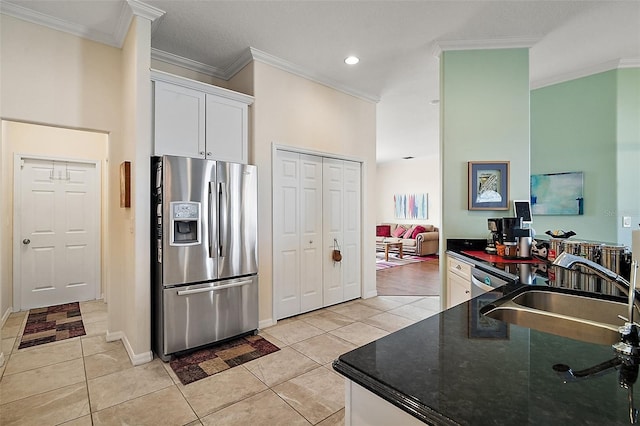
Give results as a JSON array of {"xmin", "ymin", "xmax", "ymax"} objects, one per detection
[{"xmin": 376, "ymin": 155, "xmax": 441, "ymax": 228}]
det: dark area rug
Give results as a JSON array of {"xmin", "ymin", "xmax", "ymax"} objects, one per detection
[
  {"xmin": 169, "ymin": 335, "xmax": 280, "ymax": 385},
  {"xmin": 19, "ymin": 302, "xmax": 86, "ymax": 349}
]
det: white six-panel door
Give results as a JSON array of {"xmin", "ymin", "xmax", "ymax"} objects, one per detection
[{"xmin": 16, "ymin": 157, "xmax": 100, "ymax": 310}]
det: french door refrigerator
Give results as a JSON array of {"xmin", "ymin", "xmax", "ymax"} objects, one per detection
[{"xmin": 151, "ymin": 155, "xmax": 258, "ymax": 361}]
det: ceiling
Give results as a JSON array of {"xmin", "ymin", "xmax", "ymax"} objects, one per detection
[{"xmin": 3, "ymin": 1, "xmax": 639, "ymax": 162}]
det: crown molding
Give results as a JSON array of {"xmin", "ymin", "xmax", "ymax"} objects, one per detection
[
  {"xmin": 152, "ymin": 46, "xmax": 380, "ymax": 103},
  {"xmin": 248, "ymin": 47, "xmax": 380, "ymax": 103},
  {"xmin": 127, "ymin": 0, "xmax": 165, "ymax": 35},
  {"xmin": 151, "ymin": 48, "xmax": 227, "ymax": 79},
  {"xmin": 432, "ymin": 37, "xmax": 541, "ymax": 57},
  {"xmin": 1, "ymin": 0, "xmax": 165, "ymax": 48},
  {"xmin": 0, "ymin": 0, "xmax": 121, "ymax": 47},
  {"xmin": 531, "ymin": 57, "xmax": 640, "ymax": 89}
]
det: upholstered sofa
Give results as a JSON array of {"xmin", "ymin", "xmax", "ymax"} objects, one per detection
[{"xmin": 376, "ymin": 223, "xmax": 439, "ymax": 256}]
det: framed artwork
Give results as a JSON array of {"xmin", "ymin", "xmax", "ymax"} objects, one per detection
[
  {"xmin": 531, "ymin": 172, "xmax": 584, "ymax": 215},
  {"xmin": 468, "ymin": 161, "xmax": 509, "ymax": 210},
  {"xmin": 468, "ymin": 292, "xmax": 509, "ymax": 339},
  {"xmin": 394, "ymin": 193, "xmax": 428, "ymax": 219}
]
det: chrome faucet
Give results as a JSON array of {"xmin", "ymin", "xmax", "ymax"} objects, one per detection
[{"xmin": 552, "ymin": 253, "xmax": 640, "ymax": 356}]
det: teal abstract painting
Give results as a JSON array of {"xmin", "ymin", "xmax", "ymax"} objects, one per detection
[{"xmin": 531, "ymin": 172, "xmax": 584, "ymax": 215}]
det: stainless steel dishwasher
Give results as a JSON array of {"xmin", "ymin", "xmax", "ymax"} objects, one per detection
[{"xmin": 470, "ymin": 266, "xmax": 511, "ymax": 298}]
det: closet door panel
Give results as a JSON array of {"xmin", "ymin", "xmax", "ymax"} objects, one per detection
[
  {"xmin": 343, "ymin": 161, "xmax": 362, "ymax": 301},
  {"xmin": 323, "ymin": 158, "xmax": 345, "ymax": 306},
  {"xmin": 299, "ymin": 154, "xmax": 323, "ymax": 313},
  {"xmin": 274, "ymin": 151, "xmax": 301, "ymax": 319}
]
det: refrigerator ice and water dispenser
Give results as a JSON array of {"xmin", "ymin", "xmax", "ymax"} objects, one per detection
[{"xmin": 170, "ymin": 201, "xmax": 201, "ymax": 245}]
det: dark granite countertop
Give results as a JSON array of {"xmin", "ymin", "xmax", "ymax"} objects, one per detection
[{"xmin": 333, "ymin": 249, "xmax": 636, "ymax": 425}]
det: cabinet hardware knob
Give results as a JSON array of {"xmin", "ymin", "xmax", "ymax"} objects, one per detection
[
  {"xmin": 465, "ymin": 290, "xmax": 470, "ymax": 294},
  {"xmin": 23, "ymin": 238, "xmax": 31, "ymax": 245},
  {"xmin": 456, "ymin": 265, "xmax": 461, "ymax": 270},
  {"xmin": 199, "ymin": 151, "xmax": 205, "ymax": 155},
  {"xmin": 207, "ymin": 152, "xmax": 212, "ymax": 156}
]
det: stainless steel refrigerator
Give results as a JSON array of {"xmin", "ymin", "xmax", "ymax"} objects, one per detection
[{"xmin": 151, "ymin": 155, "xmax": 258, "ymax": 361}]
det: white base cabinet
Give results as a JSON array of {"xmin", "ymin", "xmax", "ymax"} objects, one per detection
[
  {"xmin": 447, "ymin": 255, "xmax": 472, "ymax": 308},
  {"xmin": 151, "ymin": 70, "xmax": 253, "ymax": 164},
  {"xmin": 344, "ymin": 380, "xmax": 425, "ymax": 426}
]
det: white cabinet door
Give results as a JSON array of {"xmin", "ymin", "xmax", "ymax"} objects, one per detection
[
  {"xmin": 205, "ymin": 95, "xmax": 248, "ymax": 163},
  {"xmin": 448, "ymin": 272, "xmax": 471, "ymax": 307},
  {"xmin": 153, "ymin": 81, "xmax": 206, "ymax": 158}
]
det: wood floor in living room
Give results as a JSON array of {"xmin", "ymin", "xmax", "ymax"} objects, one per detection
[{"xmin": 376, "ymin": 257, "xmax": 441, "ymax": 296}]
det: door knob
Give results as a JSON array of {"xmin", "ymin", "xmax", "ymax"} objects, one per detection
[{"xmin": 23, "ymin": 238, "xmax": 31, "ymax": 245}]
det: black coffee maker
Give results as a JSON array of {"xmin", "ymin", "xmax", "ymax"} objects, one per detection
[
  {"xmin": 502, "ymin": 217, "xmax": 532, "ymax": 259},
  {"xmin": 486, "ymin": 218, "xmax": 503, "ymax": 254}
]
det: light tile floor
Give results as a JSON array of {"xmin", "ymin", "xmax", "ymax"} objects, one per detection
[{"xmin": 0, "ymin": 296, "xmax": 442, "ymax": 425}]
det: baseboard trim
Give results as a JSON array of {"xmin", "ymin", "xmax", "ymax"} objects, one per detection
[
  {"xmin": 259, "ymin": 318, "xmax": 275, "ymax": 329},
  {"xmin": 106, "ymin": 330, "xmax": 154, "ymax": 366},
  {"xmin": 1, "ymin": 307, "xmax": 12, "ymax": 328},
  {"xmin": 363, "ymin": 289, "xmax": 378, "ymax": 299}
]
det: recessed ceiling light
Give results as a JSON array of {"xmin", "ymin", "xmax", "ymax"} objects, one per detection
[{"xmin": 344, "ymin": 56, "xmax": 359, "ymax": 65}]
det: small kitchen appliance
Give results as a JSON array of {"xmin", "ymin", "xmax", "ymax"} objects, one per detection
[{"xmin": 485, "ymin": 218, "xmax": 503, "ymax": 254}]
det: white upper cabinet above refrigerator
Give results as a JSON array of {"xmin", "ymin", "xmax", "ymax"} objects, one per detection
[{"xmin": 152, "ymin": 70, "xmax": 254, "ymax": 164}]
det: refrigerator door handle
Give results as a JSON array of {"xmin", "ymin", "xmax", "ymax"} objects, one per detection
[
  {"xmin": 218, "ymin": 181, "xmax": 227, "ymax": 258},
  {"xmin": 208, "ymin": 182, "xmax": 215, "ymax": 258},
  {"xmin": 176, "ymin": 279, "xmax": 253, "ymax": 296}
]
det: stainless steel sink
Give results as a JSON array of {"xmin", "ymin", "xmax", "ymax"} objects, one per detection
[{"xmin": 481, "ymin": 289, "xmax": 630, "ymax": 345}]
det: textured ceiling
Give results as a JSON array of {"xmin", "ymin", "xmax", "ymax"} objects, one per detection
[{"xmin": 3, "ymin": 1, "xmax": 640, "ymax": 162}]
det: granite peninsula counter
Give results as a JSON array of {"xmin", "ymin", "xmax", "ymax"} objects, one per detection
[{"xmin": 333, "ymin": 250, "xmax": 637, "ymax": 425}]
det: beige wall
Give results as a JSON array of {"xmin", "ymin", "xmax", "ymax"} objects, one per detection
[
  {"xmin": 252, "ymin": 61, "xmax": 377, "ymax": 324},
  {"xmin": 0, "ymin": 121, "xmax": 108, "ymax": 317},
  {"xmin": 0, "ymin": 15, "xmax": 122, "ymax": 320},
  {"xmin": 109, "ymin": 16, "xmax": 153, "ymax": 362},
  {"xmin": 376, "ymin": 156, "xmax": 441, "ymax": 228}
]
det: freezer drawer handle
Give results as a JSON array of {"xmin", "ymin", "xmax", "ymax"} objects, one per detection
[{"xmin": 176, "ymin": 280, "xmax": 253, "ymax": 296}]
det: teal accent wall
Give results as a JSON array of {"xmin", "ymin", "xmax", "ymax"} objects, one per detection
[
  {"xmin": 616, "ymin": 68, "xmax": 640, "ymax": 246},
  {"xmin": 531, "ymin": 69, "xmax": 640, "ymax": 246},
  {"xmin": 441, "ymin": 49, "xmax": 530, "ymax": 242}
]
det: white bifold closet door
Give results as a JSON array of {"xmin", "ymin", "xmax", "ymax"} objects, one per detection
[
  {"xmin": 274, "ymin": 151, "xmax": 323, "ymax": 319},
  {"xmin": 323, "ymin": 158, "xmax": 361, "ymax": 307},
  {"xmin": 274, "ymin": 150, "xmax": 361, "ymax": 320}
]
